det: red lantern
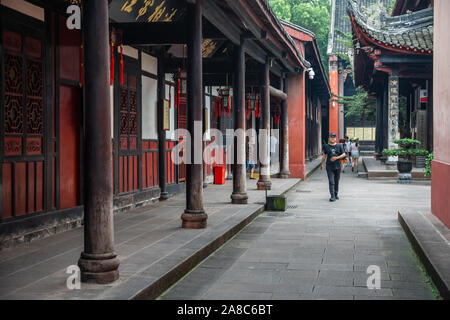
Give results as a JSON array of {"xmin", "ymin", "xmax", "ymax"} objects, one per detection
[{"xmin": 217, "ymin": 88, "xmax": 233, "ymax": 118}]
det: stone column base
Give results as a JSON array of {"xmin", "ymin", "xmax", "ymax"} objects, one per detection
[
  {"xmin": 257, "ymin": 179, "xmax": 272, "ymax": 190},
  {"xmin": 181, "ymin": 211, "xmax": 208, "ymax": 229},
  {"xmin": 160, "ymin": 192, "xmax": 169, "ymax": 200},
  {"xmin": 78, "ymin": 252, "xmax": 120, "ymax": 284},
  {"xmin": 279, "ymin": 171, "xmax": 291, "ymax": 179},
  {"xmin": 398, "ymin": 173, "xmax": 412, "ymax": 184},
  {"xmin": 231, "ymin": 192, "xmax": 248, "ymax": 204}
]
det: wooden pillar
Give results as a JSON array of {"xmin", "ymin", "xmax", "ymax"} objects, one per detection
[
  {"xmin": 375, "ymin": 88, "xmax": 384, "ymax": 155},
  {"xmin": 181, "ymin": 0, "xmax": 207, "ymax": 228},
  {"xmin": 158, "ymin": 50, "xmax": 169, "ymax": 200},
  {"xmin": 257, "ymin": 59, "xmax": 272, "ymax": 190},
  {"xmin": 427, "ymin": 80, "xmax": 433, "ymax": 151},
  {"xmin": 383, "ymin": 78, "xmax": 389, "ymax": 151},
  {"xmin": 280, "ymin": 75, "xmax": 290, "ymax": 178},
  {"xmin": 231, "ymin": 38, "xmax": 248, "ymax": 204},
  {"xmin": 387, "ymin": 70, "xmax": 400, "ymax": 164},
  {"xmin": 78, "ymin": 0, "xmax": 119, "ymax": 284}
]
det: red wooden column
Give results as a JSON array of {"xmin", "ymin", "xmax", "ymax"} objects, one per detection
[
  {"xmin": 181, "ymin": 0, "xmax": 207, "ymax": 229},
  {"xmin": 280, "ymin": 75, "xmax": 290, "ymax": 178},
  {"xmin": 77, "ymin": 0, "xmax": 120, "ymax": 284},
  {"xmin": 257, "ymin": 59, "xmax": 272, "ymax": 190},
  {"xmin": 329, "ymin": 55, "xmax": 339, "ymax": 139},
  {"xmin": 432, "ymin": 0, "xmax": 450, "ymax": 228},
  {"xmin": 231, "ymin": 37, "xmax": 248, "ymax": 204},
  {"xmin": 287, "ymin": 73, "xmax": 306, "ymax": 180}
]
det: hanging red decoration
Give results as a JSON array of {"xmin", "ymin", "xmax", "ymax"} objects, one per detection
[
  {"xmin": 228, "ymin": 92, "xmax": 231, "ymax": 118},
  {"xmin": 258, "ymin": 99, "xmax": 262, "ymax": 118},
  {"xmin": 176, "ymin": 70, "xmax": 181, "ymax": 109},
  {"xmin": 120, "ymin": 43, "xmax": 124, "ymax": 85},
  {"xmin": 110, "ymin": 42, "xmax": 115, "ymax": 85},
  {"xmin": 217, "ymin": 88, "xmax": 232, "ymax": 118}
]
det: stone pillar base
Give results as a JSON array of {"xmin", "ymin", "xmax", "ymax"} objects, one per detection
[
  {"xmin": 398, "ymin": 173, "xmax": 412, "ymax": 184},
  {"xmin": 160, "ymin": 192, "xmax": 169, "ymax": 201},
  {"xmin": 78, "ymin": 253, "xmax": 120, "ymax": 284},
  {"xmin": 231, "ymin": 193, "xmax": 248, "ymax": 204},
  {"xmin": 181, "ymin": 211, "xmax": 208, "ymax": 229},
  {"xmin": 279, "ymin": 171, "xmax": 291, "ymax": 179},
  {"xmin": 257, "ymin": 179, "xmax": 272, "ymax": 190}
]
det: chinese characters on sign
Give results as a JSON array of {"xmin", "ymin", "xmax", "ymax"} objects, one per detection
[
  {"xmin": 110, "ymin": 0, "xmax": 185, "ymax": 23},
  {"xmin": 388, "ymin": 76, "xmax": 399, "ymax": 150}
]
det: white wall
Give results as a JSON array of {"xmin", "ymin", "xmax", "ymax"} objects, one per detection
[
  {"xmin": 165, "ymin": 80, "xmax": 176, "ymax": 140},
  {"xmin": 142, "ymin": 76, "xmax": 158, "ymax": 139},
  {"xmin": 204, "ymin": 94, "xmax": 211, "ymax": 141}
]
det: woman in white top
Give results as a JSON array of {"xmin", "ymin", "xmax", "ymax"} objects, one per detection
[{"xmin": 349, "ymin": 139, "xmax": 360, "ymax": 173}]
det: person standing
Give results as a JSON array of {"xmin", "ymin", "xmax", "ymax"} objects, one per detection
[
  {"xmin": 345, "ymin": 136, "xmax": 352, "ymax": 168},
  {"xmin": 321, "ymin": 133, "xmax": 346, "ymax": 202},
  {"xmin": 350, "ymin": 138, "xmax": 360, "ymax": 173},
  {"xmin": 339, "ymin": 138, "xmax": 348, "ymax": 173}
]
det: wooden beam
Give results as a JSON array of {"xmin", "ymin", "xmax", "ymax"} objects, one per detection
[
  {"xmin": 270, "ymin": 86, "xmax": 287, "ymax": 101},
  {"xmin": 203, "ymin": 0, "xmax": 241, "ymax": 45}
]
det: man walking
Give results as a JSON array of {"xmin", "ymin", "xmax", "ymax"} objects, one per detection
[{"xmin": 320, "ymin": 133, "xmax": 346, "ymax": 202}]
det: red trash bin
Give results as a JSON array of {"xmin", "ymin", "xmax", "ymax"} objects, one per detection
[{"xmin": 214, "ymin": 165, "xmax": 226, "ymax": 184}]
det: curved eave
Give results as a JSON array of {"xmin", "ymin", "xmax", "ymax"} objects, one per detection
[{"xmin": 349, "ymin": 13, "xmax": 433, "ymax": 56}]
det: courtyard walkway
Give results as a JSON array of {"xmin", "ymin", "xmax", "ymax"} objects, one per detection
[{"xmin": 160, "ymin": 166, "xmax": 438, "ymax": 300}]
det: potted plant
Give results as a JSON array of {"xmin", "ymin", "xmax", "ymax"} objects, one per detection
[
  {"xmin": 424, "ymin": 152, "xmax": 433, "ymax": 178},
  {"xmin": 382, "ymin": 139, "xmax": 429, "ymax": 182}
]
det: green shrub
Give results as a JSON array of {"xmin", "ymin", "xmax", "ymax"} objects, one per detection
[{"xmin": 425, "ymin": 152, "xmax": 433, "ymax": 177}]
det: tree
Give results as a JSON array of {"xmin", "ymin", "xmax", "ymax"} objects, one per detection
[
  {"xmin": 269, "ymin": 0, "xmax": 331, "ymax": 75},
  {"xmin": 334, "ymin": 87, "xmax": 376, "ymax": 126}
]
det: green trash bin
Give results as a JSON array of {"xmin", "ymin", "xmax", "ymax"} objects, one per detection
[{"xmin": 266, "ymin": 194, "xmax": 287, "ymax": 211}]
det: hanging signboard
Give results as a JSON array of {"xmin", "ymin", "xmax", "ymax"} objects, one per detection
[
  {"xmin": 163, "ymin": 99, "xmax": 170, "ymax": 131},
  {"xmin": 109, "ymin": 0, "xmax": 187, "ymax": 24},
  {"xmin": 420, "ymin": 89, "xmax": 428, "ymax": 103}
]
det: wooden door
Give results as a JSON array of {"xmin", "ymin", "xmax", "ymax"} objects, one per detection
[
  {"xmin": 118, "ymin": 67, "xmax": 140, "ymax": 194},
  {"xmin": 59, "ymin": 85, "xmax": 80, "ymax": 209}
]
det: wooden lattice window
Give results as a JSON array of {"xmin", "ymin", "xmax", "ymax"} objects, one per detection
[{"xmin": 3, "ymin": 30, "xmax": 44, "ymax": 157}]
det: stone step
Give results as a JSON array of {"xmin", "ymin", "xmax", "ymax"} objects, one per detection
[{"xmin": 357, "ymin": 172, "xmax": 368, "ymax": 179}]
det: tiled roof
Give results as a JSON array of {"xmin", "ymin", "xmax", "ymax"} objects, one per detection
[
  {"xmin": 328, "ymin": 0, "xmax": 392, "ymax": 55},
  {"xmin": 348, "ymin": 0, "xmax": 433, "ymax": 53}
]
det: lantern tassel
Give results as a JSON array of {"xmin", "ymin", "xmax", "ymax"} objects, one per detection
[
  {"xmin": 177, "ymin": 73, "xmax": 181, "ymax": 108},
  {"xmin": 120, "ymin": 44, "xmax": 124, "ymax": 85},
  {"xmin": 228, "ymin": 93, "xmax": 231, "ymax": 118}
]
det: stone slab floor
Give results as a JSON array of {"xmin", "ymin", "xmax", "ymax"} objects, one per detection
[{"xmin": 160, "ymin": 168, "xmax": 439, "ymax": 300}]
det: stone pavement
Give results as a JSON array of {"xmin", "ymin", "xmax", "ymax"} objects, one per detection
[
  {"xmin": 160, "ymin": 168, "xmax": 439, "ymax": 300},
  {"xmin": 0, "ymin": 177, "xmax": 301, "ymax": 300}
]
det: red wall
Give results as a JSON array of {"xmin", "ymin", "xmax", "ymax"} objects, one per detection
[
  {"xmin": 329, "ymin": 56, "xmax": 340, "ymax": 139},
  {"xmin": 288, "ymin": 73, "xmax": 306, "ymax": 180},
  {"xmin": 431, "ymin": 0, "xmax": 450, "ymax": 227}
]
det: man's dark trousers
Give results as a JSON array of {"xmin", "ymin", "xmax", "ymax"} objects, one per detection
[{"xmin": 326, "ymin": 167, "xmax": 341, "ymax": 198}]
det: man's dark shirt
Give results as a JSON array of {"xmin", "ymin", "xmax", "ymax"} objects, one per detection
[{"xmin": 323, "ymin": 143, "xmax": 345, "ymax": 170}]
